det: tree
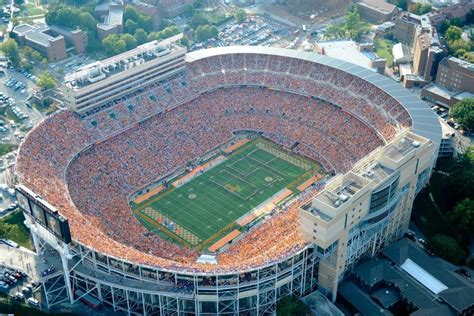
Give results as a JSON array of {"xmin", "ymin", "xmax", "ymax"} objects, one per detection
[
  {"xmin": 427, "ymin": 234, "xmax": 467, "ymax": 265},
  {"xmin": 184, "ymin": 4, "xmax": 195, "ymax": 17},
  {"xmin": 444, "ymin": 26, "xmax": 462, "ymax": 42},
  {"xmin": 37, "ymin": 72, "xmax": 56, "ymax": 90},
  {"xmin": 45, "ymin": 5, "xmax": 101, "ymax": 52},
  {"xmin": 102, "ymin": 34, "xmax": 127, "ymax": 56},
  {"xmin": 447, "ymin": 147, "xmax": 474, "ymax": 207},
  {"xmin": 276, "ymin": 296, "xmax": 308, "ymax": 316},
  {"xmin": 395, "ymin": 0, "xmax": 408, "ymax": 10},
  {"xmin": 180, "ymin": 35, "xmax": 190, "ymax": 48},
  {"xmin": 195, "ymin": 24, "xmax": 217, "ymax": 42},
  {"xmin": 123, "ymin": 5, "xmax": 152, "ymax": 32},
  {"xmin": 134, "ymin": 28, "xmax": 148, "ymax": 45},
  {"xmin": 125, "ymin": 19, "xmax": 138, "ymax": 35},
  {"xmin": 148, "ymin": 25, "xmax": 181, "ymax": 41},
  {"xmin": 344, "ymin": 6, "xmax": 369, "ymax": 41},
  {"xmin": 122, "ymin": 33, "xmax": 138, "ymax": 50},
  {"xmin": 324, "ymin": 6, "xmax": 369, "ymax": 42},
  {"xmin": 325, "ymin": 24, "xmax": 345, "ymax": 39},
  {"xmin": 0, "ymin": 39, "xmax": 20, "ymax": 67},
  {"xmin": 447, "ymin": 198, "xmax": 474, "ymax": 238},
  {"xmin": 449, "ymin": 39, "xmax": 471, "ymax": 56},
  {"xmin": 20, "ymin": 46, "xmax": 43, "ymax": 68},
  {"xmin": 190, "ymin": 14, "xmax": 208, "ymax": 30},
  {"xmin": 193, "ymin": 0, "xmax": 204, "ymax": 8},
  {"xmin": 450, "ymin": 98, "xmax": 474, "ymax": 130},
  {"xmin": 236, "ymin": 9, "xmax": 246, "ymax": 24},
  {"xmin": 413, "ymin": 4, "xmax": 431, "ymax": 15}
]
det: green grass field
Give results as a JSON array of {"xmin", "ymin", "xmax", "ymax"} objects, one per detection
[{"xmin": 131, "ymin": 138, "xmax": 322, "ymax": 249}]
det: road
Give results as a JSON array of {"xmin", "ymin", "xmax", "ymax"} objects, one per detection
[{"xmin": 7, "ymin": 0, "xmax": 14, "ymax": 33}]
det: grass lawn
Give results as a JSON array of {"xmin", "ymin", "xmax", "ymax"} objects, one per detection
[
  {"xmin": 374, "ymin": 38, "xmax": 394, "ymax": 67},
  {"xmin": 0, "ymin": 143, "xmax": 16, "ymax": 156},
  {"xmin": 0, "ymin": 210, "xmax": 32, "ymax": 249},
  {"xmin": 132, "ymin": 138, "xmax": 321, "ymax": 248},
  {"xmin": 5, "ymin": 107, "xmax": 22, "ymax": 123},
  {"xmin": 201, "ymin": 9, "xmax": 233, "ymax": 26}
]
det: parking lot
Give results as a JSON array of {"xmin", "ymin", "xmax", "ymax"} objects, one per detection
[{"xmin": 0, "ymin": 261, "xmax": 41, "ymax": 309}]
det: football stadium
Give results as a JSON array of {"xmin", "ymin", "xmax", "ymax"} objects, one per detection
[{"xmin": 14, "ymin": 39, "xmax": 441, "ymax": 315}]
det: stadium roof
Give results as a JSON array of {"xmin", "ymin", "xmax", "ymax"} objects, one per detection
[{"xmin": 187, "ymin": 46, "xmax": 442, "ymax": 148}]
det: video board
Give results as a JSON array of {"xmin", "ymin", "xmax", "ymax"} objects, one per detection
[{"xmin": 15, "ymin": 185, "xmax": 72, "ymax": 244}]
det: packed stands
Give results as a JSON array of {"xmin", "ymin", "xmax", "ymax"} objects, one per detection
[{"xmin": 16, "ymin": 52, "xmax": 412, "ymax": 273}]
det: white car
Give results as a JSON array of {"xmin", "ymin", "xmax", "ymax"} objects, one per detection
[{"xmin": 28, "ymin": 297, "xmax": 40, "ymax": 307}]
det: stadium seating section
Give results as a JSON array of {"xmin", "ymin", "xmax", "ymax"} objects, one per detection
[{"xmin": 16, "ymin": 53, "xmax": 412, "ymax": 273}]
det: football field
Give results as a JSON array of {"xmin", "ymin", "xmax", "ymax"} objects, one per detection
[{"xmin": 131, "ymin": 138, "xmax": 322, "ymax": 249}]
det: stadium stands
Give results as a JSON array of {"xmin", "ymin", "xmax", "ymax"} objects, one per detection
[{"xmin": 16, "ymin": 52, "xmax": 412, "ymax": 273}]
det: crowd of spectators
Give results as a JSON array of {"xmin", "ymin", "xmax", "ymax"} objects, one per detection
[{"xmin": 16, "ymin": 52, "xmax": 412, "ymax": 274}]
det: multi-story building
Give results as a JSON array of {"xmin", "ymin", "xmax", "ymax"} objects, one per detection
[
  {"xmin": 61, "ymin": 35, "xmax": 186, "ymax": 114},
  {"xmin": 339, "ymin": 238, "xmax": 474, "ymax": 315},
  {"xmin": 158, "ymin": 0, "xmax": 193, "ymax": 18},
  {"xmin": 12, "ymin": 23, "xmax": 88, "ymax": 62},
  {"xmin": 95, "ymin": 3, "xmax": 124, "ymax": 40},
  {"xmin": 393, "ymin": 12, "xmax": 428, "ymax": 46},
  {"xmin": 299, "ymin": 132, "xmax": 437, "ymax": 299},
  {"xmin": 421, "ymin": 57, "xmax": 474, "ymax": 107},
  {"xmin": 356, "ymin": 0, "xmax": 398, "ymax": 24},
  {"xmin": 412, "ymin": 24, "xmax": 446, "ymax": 82},
  {"xmin": 435, "ymin": 56, "xmax": 474, "ymax": 93},
  {"xmin": 130, "ymin": 1, "xmax": 162, "ymax": 30},
  {"xmin": 429, "ymin": 1, "xmax": 474, "ymax": 29}
]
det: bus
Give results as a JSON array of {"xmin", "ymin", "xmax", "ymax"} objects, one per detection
[{"xmin": 0, "ymin": 239, "xmax": 19, "ymax": 248}]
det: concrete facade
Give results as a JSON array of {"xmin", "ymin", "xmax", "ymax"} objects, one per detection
[
  {"xmin": 61, "ymin": 35, "xmax": 186, "ymax": 113},
  {"xmin": 299, "ymin": 132, "xmax": 437, "ymax": 300}
]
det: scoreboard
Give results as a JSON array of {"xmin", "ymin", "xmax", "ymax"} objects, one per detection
[{"xmin": 16, "ymin": 184, "xmax": 72, "ymax": 244}]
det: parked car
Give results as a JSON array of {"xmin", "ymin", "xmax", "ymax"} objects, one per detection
[{"xmin": 27, "ymin": 297, "xmax": 40, "ymax": 307}]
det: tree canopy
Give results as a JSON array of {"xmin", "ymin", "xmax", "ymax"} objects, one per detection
[
  {"xmin": 190, "ymin": 14, "xmax": 209, "ymax": 30},
  {"xmin": 37, "ymin": 72, "xmax": 56, "ymax": 90},
  {"xmin": 148, "ymin": 25, "xmax": 181, "ymax": 42},
  {"xmin": 324, "ymin": 6, "xmax": 369, "ymax": 42},
  {"xmin": 427, "ymin": 234, "xmax": 467, "ymax": 265},
  {"xmin": 412, "ymin": 3, "xmax": 431, "ymax": 15},
  {"xmin": 447, "ymin": 146, "xmax": 474, "ymax": 206},
  {"xmin": 447, "ymin": 198, "xmax": 474, "ymax": 239},
  {"xmin": 236, "ymin": 9, "xmax": 246, "ymax": 24},
  {"xmin": 123, "ymin": 5, "xmax": 153, "ymax": 33},
  {"xmin": 449, "ymin": 98, "xmax": 474, "ymax": 130},
  {"xmin": 276, "ymin": 296, "xmax": 308, "ymax": 316},
  {"xmin": 442, "ymin": 26, "xmax": 474, "ymax": 60},
  {"xmin": 195, "ymin": 24, "xmax": 218, "ymax": 42},
  {"xmin": 102, "ymin": 34, "xmax": 127, "ymax": 56},
  {"xmin": 46, "ymin": 5, "xmax": 100, "ymax": 52},
  {"xmin": 0, "ymin": 39, "xmax": 20, "ymax": 67}
]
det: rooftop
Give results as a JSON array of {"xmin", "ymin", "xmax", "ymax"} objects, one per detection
[
  {"xmin": 384, "ymin": 134, "xmax": 425, "ymax": 161},
  {"xmin": 316, "ymin": 40, "xmax": 380, "ymax": 71},
  {"xmin": 12, "ymin": 23, "xmax": 62, "ymax": 46},
  {"xmin": 97, "ymin": 3, "xmax": 123, "ymax": 30},
  {"xmin": 358, "ymin": 0, "xmax": 396, "ymax": 14},
  {"xmin": 64, "ymin": 34, "xmax": 184, "ymax": 90},
  {"xmin": 340, "ymin": 238, "xmax": 474, "ymax": 315}
]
